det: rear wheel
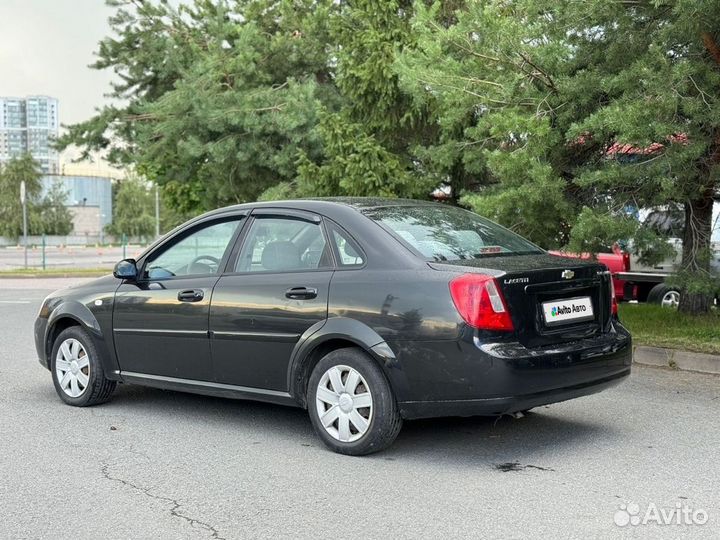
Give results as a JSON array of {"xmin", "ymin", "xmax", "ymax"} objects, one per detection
[
  {"xmin": 647, "ymin": 283, "xmax": 680, "ymax": 308},
  {"xmin": 307, "ymin": 348, "xmax": 402, "ymax": 455},
  {"xmin": 50, "ymin": 326, "xmax": 116, "ymax": 406}
]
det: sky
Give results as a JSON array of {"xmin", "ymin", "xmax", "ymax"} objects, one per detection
[{"xmin": 0, "ymin": 0, "xmax": 115, "ymax": 132}]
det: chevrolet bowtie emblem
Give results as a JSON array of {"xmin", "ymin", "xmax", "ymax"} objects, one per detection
[{"xmin": 561, "ymin": 269, "xmax": 575, "ymax": 280}]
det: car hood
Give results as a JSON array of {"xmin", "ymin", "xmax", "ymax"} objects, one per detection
[{"xmin": 45, "ymin": 273, "xmax": 117, "ymax": 300}]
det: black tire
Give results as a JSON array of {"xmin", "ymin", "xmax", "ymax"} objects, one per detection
[
  {"xmin": 50, "ymin": 326, "xmax": 117, "ymax": 407},
  {"xmin": 647, "ymin": 283, "xmax": 680, "ymax": 307},
  {"xmin": 307, "ymin": 347, "xmax": 402, "ymax": 456}
]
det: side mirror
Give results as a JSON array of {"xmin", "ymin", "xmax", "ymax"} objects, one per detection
[{"xmin": 113, "ymin": 258, "xmax": 138, "ymax": 280}]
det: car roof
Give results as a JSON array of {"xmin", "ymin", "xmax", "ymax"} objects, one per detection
[
  {"xmin": 308, "ymin": 197, "xmax": 438, "ymax": 209},
  {"xmin": 199, "ymin": 197, "xmax": 438, "ymax": 219}
]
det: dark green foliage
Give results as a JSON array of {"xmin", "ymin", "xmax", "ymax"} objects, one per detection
[
  {"xmin": 0, "ymin": 155, "xmax": 42, "ymax": 238},
  {"xmin": 59, "ymin": 0, "xmax": 338, "ymax": 211},
  {"xmin": 400, "ymin": 0, "xmax": 720, "ymax": 312},
  {"xmin": 293, "ymin": 113, "xmax": 429, "ymax": 198},
  {"xmin": 105, "ymin": 177, "xmax": 156, "ymax": 241},
  {"xmin": 36, "ymin": 182, "xmax": 74, "ymax": 236},
  {"xmin": 0, "ymin": 155, "xmax": 72, "ymax": 237}
]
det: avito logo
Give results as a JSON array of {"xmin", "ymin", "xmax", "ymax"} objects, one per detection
[{"xmin": 550, "ymin": 303, "xmax": 587, "ymax": 317}]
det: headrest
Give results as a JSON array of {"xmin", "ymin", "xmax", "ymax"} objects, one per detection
[{"xmin": 261, "ymin": 241, "xmax": 301, "ymax": 271}]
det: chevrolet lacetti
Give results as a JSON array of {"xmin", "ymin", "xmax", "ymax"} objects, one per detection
[{"xmin": 35, "ymin": 198, "xmax": 631, "ymax": 455}]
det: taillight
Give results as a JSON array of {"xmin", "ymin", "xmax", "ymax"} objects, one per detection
[
  {"xmin": 610, "ymin": 278, "xmax": 618, "ymax": 316},
  {"xmin": 449, "ymin": 274, "xmax": 514, "ymax": 331}
]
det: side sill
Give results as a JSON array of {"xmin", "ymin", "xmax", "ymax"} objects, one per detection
[{"xmin": 120, "ymin": 371, "xmax": 298, "ymax": 407}]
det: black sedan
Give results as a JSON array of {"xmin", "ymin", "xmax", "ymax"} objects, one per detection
[{"xmin": 35, "ymin": 198, "xmax": 631, "ymax": 455}]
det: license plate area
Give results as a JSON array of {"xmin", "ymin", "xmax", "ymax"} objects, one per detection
[{"xmin": 541, "ymin": 296, "xmax": 594, "ymax": 326}]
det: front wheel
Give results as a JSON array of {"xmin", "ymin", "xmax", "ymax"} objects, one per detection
[
  {"xmin": 307, "ymin": 348, "xmax": 402, "ymax": 456},
  {"xmin": 50, "ymin": 326, "xmax": 117, "ymax": 406}
]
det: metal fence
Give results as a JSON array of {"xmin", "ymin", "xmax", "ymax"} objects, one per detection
[{"xmin": 0, "ymin": 235, "xmax": 149, "ymax": 272}]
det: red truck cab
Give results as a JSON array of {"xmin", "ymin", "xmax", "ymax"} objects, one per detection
[{"xmin": 549, "ymin": 244, "xmax": 629, "ymax": 302}]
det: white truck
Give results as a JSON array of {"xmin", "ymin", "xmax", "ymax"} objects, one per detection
[{"xmin": 617, "ymin": 201, "xmax": 720, "ymax": 307}]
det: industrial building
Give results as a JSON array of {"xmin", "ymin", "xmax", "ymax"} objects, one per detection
[{"xmin": 41, "ymin": 167, "xmax": 115, "ymax": 237}]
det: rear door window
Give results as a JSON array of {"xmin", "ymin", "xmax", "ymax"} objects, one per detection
[{"xmin": 235, "ymin": 217, "xmax": 331, "ymax": 273}]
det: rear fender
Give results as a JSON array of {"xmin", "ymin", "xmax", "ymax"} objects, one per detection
[{"xmin": 286, "ymin": 317, "xmax": 410, "ymax": 405}]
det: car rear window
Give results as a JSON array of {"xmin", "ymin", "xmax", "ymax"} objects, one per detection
[{"xmin": 363, "ymin": 205, "xmax": 543, "ymax": 262}]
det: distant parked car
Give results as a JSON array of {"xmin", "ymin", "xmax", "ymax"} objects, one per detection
[{"xmin": 35, "ymin": 198, "xmax": 631, "ymax": 455}]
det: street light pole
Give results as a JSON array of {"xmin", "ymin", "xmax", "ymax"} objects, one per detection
[
  {"xmin": 155, "ymin": 184, "xmax": 160, "ymax": 238},
  {"xmin": 20, "ymin": 180, "xmax": 28, "ymax": 269}
]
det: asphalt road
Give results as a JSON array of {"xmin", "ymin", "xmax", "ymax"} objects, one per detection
[
  {"xmin": 1, "ymin": 279, "xmax": 718, "ymax": 539},
  {"xmin": 0, "ymin": 246, "xmax": 145, "ymax": 271}
]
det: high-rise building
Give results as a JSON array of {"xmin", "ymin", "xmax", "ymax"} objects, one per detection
[{"xmin": 0, "ymin": 95, "xmax": 59, "ymax": 174}]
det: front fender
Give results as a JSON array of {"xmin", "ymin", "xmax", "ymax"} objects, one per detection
[
  {"xmin": 47, "ymin": 300, "xmax": 101, "ymax": 338},
  {"xmin": 45, "ymin": 300, "xmax": 119, "ymax": 379},
  {"xmin": 286, "ymin": 317, "xmax": 410, "ymax": 404}
]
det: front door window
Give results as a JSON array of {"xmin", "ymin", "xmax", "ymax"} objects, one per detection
[{"xmin": 145, "ymin": 219, "xmax": 241, "ymax": 279}]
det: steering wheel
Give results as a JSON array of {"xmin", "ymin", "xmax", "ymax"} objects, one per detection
[{"xmin": 188, "ymin": 255, "xmax": 221, "ymax": 274}]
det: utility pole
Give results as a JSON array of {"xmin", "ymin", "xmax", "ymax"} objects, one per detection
[
  {"xmin": 20, "ymin": 180, "xmax": 28, "ymax": 269},
  {"xmin": 155, "ymin": 184, "xmax": 160, "ymax": 238}
]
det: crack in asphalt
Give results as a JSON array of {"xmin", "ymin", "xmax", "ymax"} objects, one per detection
[
  {"xmin": 100, "ymin": 463, "xmax": 226, "ymax": 540},
  {"xmin": 495, "ymin": 461, "xmax": 556, "ymax": 473}
]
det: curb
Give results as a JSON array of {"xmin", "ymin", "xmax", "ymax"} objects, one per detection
[{"xmin": 634, "ymin": 346, "xmax": 720, "ymax": 375}]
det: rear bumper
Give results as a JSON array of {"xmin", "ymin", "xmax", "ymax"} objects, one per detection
[
  {"xmin": 399, "ymin": 368, "xmax": 629, "ymax": 419},
  {"xmin": 391, "ymin": 323, "xmax": 632, "ymax": 419}
]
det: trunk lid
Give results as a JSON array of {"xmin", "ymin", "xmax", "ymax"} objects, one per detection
[{"xmin": 431, "ymin": 253, "xmax": 613, "ymax": 348}]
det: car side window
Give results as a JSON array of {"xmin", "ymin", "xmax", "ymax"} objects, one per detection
[
  {"xmin": 144, "ymin": 218, "xmax": 242, "ymax": 279},
  {"xmin": 328, "ymin": 223, "xmax": 365, "ymax": 267},
  {"xmin": 235, "ymin": 217, "xmax": 331, "ymax": 273}
]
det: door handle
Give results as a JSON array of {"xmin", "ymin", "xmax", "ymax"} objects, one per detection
[
  {"xmin": 285, "ymin": 286, "xmax": 318, "ymax": 300},
  {"xmin": 178, "ymin": 289, "xmax": 204, "ymax": 302}
]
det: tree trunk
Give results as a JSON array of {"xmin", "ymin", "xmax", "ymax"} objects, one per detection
[{"xmin": 677, "ymin": 187, "xmax": 715, "ymax": 314}]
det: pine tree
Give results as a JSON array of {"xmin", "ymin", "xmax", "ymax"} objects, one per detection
[{"xmin": 400, "ymin": 0, "xmax": 720, "ymax": 314}]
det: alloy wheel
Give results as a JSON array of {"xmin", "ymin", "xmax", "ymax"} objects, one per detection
[
  {"xmin": 315, "ymin": 365, "xmax": 373, "ymax": 443},
  {"xmin": 55, "ymin": 338, "xmax": 90, "ymax": 398},
  {"xmin": 661, "ymin": 290, "xmax": 680, "ymax": 309}
]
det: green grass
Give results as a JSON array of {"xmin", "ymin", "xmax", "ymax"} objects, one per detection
[
  {"xmin": 619, "ymin": 303, "xmax": 720, "ymax": 355},
  {"xmin": 0, "ymin": 267, "xmax": 109, "ymax": 277}
]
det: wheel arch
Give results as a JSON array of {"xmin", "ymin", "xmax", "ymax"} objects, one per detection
[
  {"xmin": 45, "ymin": 301, "xmax": 118, "ymax": 379},
  {"xmin": 287, "ymin": 317, "xmax": 407, "ymax": 408},
  {"xmin": 45, "ymin": 315, "xmax": 83, "ymax": 361}
]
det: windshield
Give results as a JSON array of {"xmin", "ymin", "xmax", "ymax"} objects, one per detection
[{"xmin": 364, "ymin": 205, "xmax": 543, "ymax": 261}]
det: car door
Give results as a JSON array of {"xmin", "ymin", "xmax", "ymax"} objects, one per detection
[
  {"xmin": 210, "ymin": 209, "xmax": 334, "ymax": 391},
  {"xmin": 113, "ymin": 215, "xmax": 245, "ymax": 382}
]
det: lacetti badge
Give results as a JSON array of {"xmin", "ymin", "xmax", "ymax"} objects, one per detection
[{"xmin": 561, "ymin": 269, "xmax": 575, "ymax": 280}]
